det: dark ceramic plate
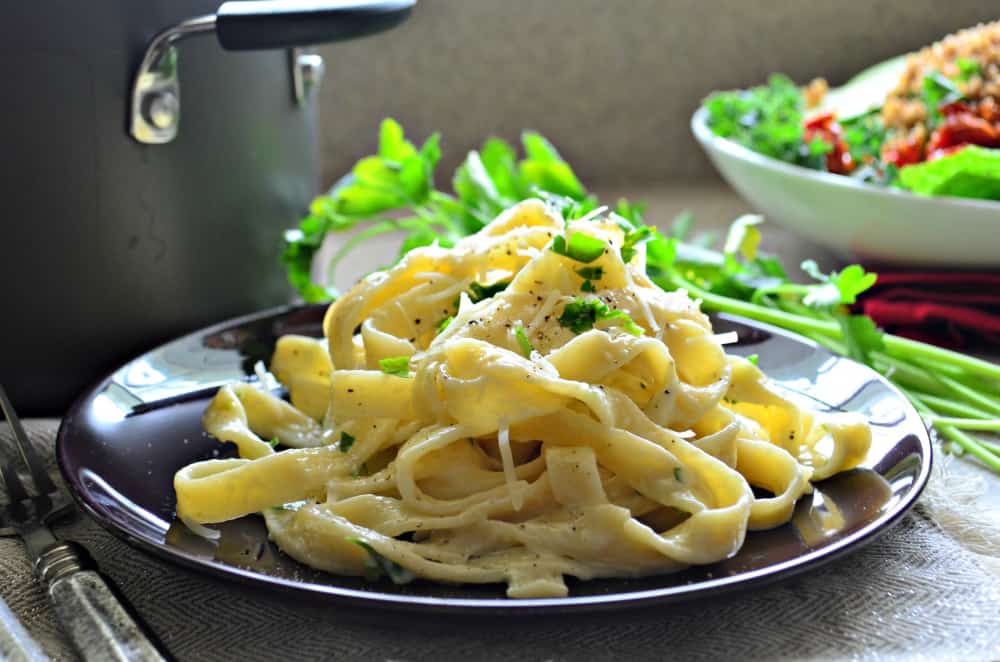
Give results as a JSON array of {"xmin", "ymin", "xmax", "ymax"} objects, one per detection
[{"xmin": 57, "ymin": 305, "xmax": 931, "ymax": 614}]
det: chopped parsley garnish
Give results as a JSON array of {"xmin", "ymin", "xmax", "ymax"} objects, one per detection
[
  {"xmin": 747, "ymin": 353, "xmax": 759, "ymax": 366},
  {"xmin": 339, "ymin": 432, "xmax": 356, "ymax": 452},
  {"xmin": 551, "ymin": 232, "xmax": 605, "ymax": 263},
  {"xmin": 921, "ymin": 71, "xmax": 964, "ymax": 128},
  {"xmin": 576, "ymin": 266, "xmax": 603, "ymax": 293},
  {"xmin": 557, "ymin": 298, "xmax": 644, "ymax": 336},
  {"xmin": 347, "ymin": 538, "xmax": 415, "ymax": 584},
  {"xmin": 575, "ymin": 266, "xmax": 603, "ymax": 280},
  {"xmin": 268, "ymin": 437, "xmax": 280, "ymax": 448},
  {"xmin": 379, "ymin": 356, "xmax": 411, "ymax": 377},
  {"xmin": 673, "ymin": 467, "xmax": 683, "ymax": 482},
  {"xmin": 955, "ymin": 57, "xmax": 981, "ymax": 81},
  {"xmin": 620, "ymin": 226, "xmax": 653, "ymax": 263},
  {"xmin": 514, "ymin": 324, "xmax": 534, "ymax": 357},
  {"xmin": 469, "ymin": 280, "xmax": 510, "ymax": 303},
  {"xmin": 437, "ymin": 316, "xmax": 454, "ymax": 333}
]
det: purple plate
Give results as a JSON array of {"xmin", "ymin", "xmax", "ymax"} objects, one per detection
[{"xmin": 56, "ymin": 304, "xmax": 931, "ymax": 614}]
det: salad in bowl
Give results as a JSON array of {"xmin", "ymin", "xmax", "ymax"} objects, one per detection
[{"xmin": 693, "ymin": 21, "xmax": 1000, "ymax": 265}]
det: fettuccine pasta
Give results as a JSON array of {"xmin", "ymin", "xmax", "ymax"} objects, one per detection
[{"xmin": 174, "ymin": 200, "xmax": 871, "ymax": 598}]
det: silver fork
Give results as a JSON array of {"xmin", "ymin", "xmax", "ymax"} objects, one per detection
[{"xmin": 0, "ymin": 384, "xmax": 168, "ymax": 661}]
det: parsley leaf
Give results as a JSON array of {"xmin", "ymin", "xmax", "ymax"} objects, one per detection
[
  {"xmin": 339, "ymin": 432, "xmax": 356, "ymax": 453},
  {"xmin": 955, "ymin": 57, "xmax": 981, "ymax": 82},
  {"xmin": 747, "ymin": 353, "xmax": 759, "ymax": 366},
  {"xmin": 437, "ymin": 316, "xmax": 454, "ymax": 333},
  {"xmin": 673, "ymin": 467, "xmax": 683, "ymax": 482},
  {"xmin": 801, "ymin": 261, "xmax": 878, "ymax": 308},
  {"xmin": 722, "ymin": 214, "xmax": 763, "ymax": 273},
  {"xmin": 515, "ymin": 324, "xmax": 534, "ymax": 357},
  {"xmin": 468, "ymin": 281, "xmax": 510, "ymax": 303},
  {"xmin": 621, "ymin": 225, "xmax": 654, "ymax": 263},
  {"xmin": 836, "ymin": 313, "xmax": 885, "ymax": 366},
  {"xmin": 558, "ymin": 299, "xmax": 644, "ymax": 336},
  {"xmin": 840, "ymin": 109, "xmax": 888, "ymax": 166},
  {"xmin": 921, "ymin": 71, "xmax": 964, "ymax": 128},
  {"xmin": 575, "ymin": 266, "xmax": 604, "ymax": 281},
  {"xmin": 347, "ymin": 538, "xmax": 415, "ymax": 584},
  {"xmin": 576, "ymin": 266, "xmax": 603, "ymax": 293},
  {"xmin": 268, "ymin": 437, "xmax": 280, "ymax": 448},
  {"xmin": 379, "ymin": 356, "xmax": 411, "ymax": 377},
  {"xmin": 551, "ymin": 233, "xmax": 606, "ymax": 263}
]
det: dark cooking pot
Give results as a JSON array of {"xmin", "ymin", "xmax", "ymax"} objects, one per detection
[{"xmin": 0, "ymin": 0, "xmax": 414, "ymax": 415}]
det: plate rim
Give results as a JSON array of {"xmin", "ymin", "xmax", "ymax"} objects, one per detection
[{"xmin": 56, "ymin": 305, "xmax": 933, "ymax": 614}]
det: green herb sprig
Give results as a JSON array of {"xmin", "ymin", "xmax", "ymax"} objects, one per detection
[
  {"xmin": 379, "ymin": 356, "xmax": 411, "ymax": 377},
  {"xmin": 558, "ymin": 299, "xmax": 644, "ymax": 337},
  {"xmin": 347, "ymin": 538, "xmax": 415, "ymax": 584}
]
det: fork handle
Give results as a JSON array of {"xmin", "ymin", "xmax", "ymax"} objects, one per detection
[{"xmin": 35, "ymin": 542, "xmax": 169, "ymax": 662}]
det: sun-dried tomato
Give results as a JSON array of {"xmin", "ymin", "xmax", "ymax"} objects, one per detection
[
  {"xmin": 927, "ymin": 112, "xmax": 1000, "ymax": 153},
  {"xmin": 803, "ymin": 113, "xmax": 855, "ymax": 174},
  {"xmin": 881, "ymin": 135, "xmax": 924, "ymax": 167}
]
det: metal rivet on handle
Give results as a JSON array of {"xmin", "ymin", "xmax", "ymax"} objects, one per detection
[
  {"xmin": 291, "ymin": 49, "xmax": 326, "ymax": 106},
  {"xmin": 145, "ymin": 91, "xmax": 179, "ymax": 130}
]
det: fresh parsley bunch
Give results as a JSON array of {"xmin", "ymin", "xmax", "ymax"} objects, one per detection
[{"xmin": 282, "ymin": 119, "xmax": 1000, "ymax": 474}]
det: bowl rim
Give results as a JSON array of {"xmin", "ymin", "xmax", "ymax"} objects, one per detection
[{"xmin": 690, "ymin": 105, "xmax": 1000, "ymax": 212}]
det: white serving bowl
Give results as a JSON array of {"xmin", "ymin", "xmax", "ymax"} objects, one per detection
[{"xmin": 691, "ymin": 107, "xmax": 1000, "ymax": 267}]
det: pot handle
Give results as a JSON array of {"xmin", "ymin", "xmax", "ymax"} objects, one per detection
[
  {"xmin": 130, "ymin": 0, "xmax": 416, "ymax": 145},
  {"xmin": 215, "ymin": 0, "xmax": 415, "ymax": 51}
]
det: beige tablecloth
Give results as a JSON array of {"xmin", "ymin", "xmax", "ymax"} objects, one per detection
[{"xmin": 2, "ymin": 419, "xmax": 999, "ymax": 662}]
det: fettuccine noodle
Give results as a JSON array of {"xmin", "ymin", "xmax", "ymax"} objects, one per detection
[{"xmin": 174, "ymin": 200, "xmax": 871, "ymax": 598}]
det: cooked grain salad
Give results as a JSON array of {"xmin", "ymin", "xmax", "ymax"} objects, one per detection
[{"xmin": 882, "ymin": 21, "xmax": 1000, "ymax": 132}]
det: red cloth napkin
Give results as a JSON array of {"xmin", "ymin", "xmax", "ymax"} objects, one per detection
[{"xmin": 858, "ymin": 271, "xmax": 1000, "ymax": 347}]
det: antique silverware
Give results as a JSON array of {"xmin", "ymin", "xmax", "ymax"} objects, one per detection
[
  {"xmin": 0, "ymin": 384, "xmax": 168, "ymax": 661},
  {"xmin": 0, "ymin": 593, "xmax": 48, "ymax": 662}
]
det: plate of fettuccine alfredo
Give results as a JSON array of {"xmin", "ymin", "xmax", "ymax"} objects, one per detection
[{"xmin": 56, "ymin": 200, "xmax": 930, "ymax": 612}]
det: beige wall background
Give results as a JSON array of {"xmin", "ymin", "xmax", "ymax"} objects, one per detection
[{"xmin": 314, "ymin": 0, "xmax": 996, "ymax": 189}]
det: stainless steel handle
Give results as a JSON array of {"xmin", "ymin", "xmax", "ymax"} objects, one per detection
[
  {"xmin": 36, "ymin": 542, "xmax": 167, "ymax": 662},
  {"xmin": 129, "ymin": 0, "xmax": 416, "ymax": 145}
]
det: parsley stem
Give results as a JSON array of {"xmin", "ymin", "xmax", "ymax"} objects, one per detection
[
  {"xmin": 938, "ymin": 424, "xmax": 1000, "ymax": 471},
  {"xmin": 900, "ymin": 388, "xmax": 1000, "ymax": 472},
  {"xmin": 934, "ymin": 375, "xmax": 1000, "ymax": 417},
  {"xmin": 906, "ymin": 391, "xmax": 994, "ymax": 419},
  {"xmin": 871, "ymin": 354, "xmax": 949, "ymax": 396},
  {"xmin": 750, "ymin": 283, "xmax": 813, "ymax": 305},
  {"xmin": 882, "ymin": 335, "xmax": 1000, "ymax": 382},
  {"xmin": 925, "ymin": 416, "xmax": 1000, "ymax": 432},
  {"xmin": 664, "ymin": 273, "xmax": 840, "ymax": 338}
]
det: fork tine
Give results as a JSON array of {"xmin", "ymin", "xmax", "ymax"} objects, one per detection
[{"xmin": 0, "ymin": 384, "xmax": 56, "ymax": 496}]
